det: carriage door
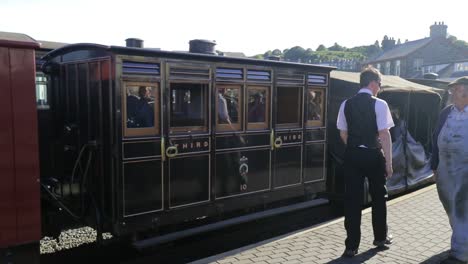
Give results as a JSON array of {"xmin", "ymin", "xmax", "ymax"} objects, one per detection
[
  {"xmin": 121, "ymin": 60, "xmax": 163, "ymax": 217},
  {"xmin": 272, "ymin": 71, "xmax": 305, "ymax": 188},
  {"xmin": 165, "ymin": 63, "xmax": 211, "ymax": 209},
  {"xmin": 304, "ymin": 74, "xmax": 328, "ymax": 184},
  {"xmin": 214, "ymin": 67, "xmax": 272, "ymax": 199}
]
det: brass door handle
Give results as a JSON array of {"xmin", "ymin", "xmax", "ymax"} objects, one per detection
[
  {"xmin": 274, "ymin": 137, "xmax": 283, "ymax": 148},
  {"xmin": 166, "ymin": 145, "xmax": 178, "ymax": 158},
  {"xmin": 270, "ymin": 130, "xmax": 274, "ymax": 150},
  {"xmin": 161, "ymin": 137, "xmax": 166, "ymax": 162}
]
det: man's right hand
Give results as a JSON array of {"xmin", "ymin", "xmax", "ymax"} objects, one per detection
[{"xmin": 385, "ymin": 164, "xmax": 393, "ymax": 179}]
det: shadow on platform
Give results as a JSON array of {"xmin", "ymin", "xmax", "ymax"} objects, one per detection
[
  {"xmin": 326, "ymin": 247, "xmax": 387, "ymax": 264},
  {"xmin": 421, "ymin": 250, "xmax": 450, "ymax": 264}
]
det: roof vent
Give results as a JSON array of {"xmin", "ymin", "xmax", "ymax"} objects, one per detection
[
  {"xmin": 126, "ymin": 38, "xmax": 144, "ymax": 48},
  {"xmin": 189, "ymin": 39, "xmax": 216, "ymax": 55},
  {"xmin": 267, "ymin": 55, "xmax": 281, "ymax": 61}
]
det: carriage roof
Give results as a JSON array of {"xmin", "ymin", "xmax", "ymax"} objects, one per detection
[{"xmin": 41, "ymin": 43, "xmax": 335, "ymax": 73}]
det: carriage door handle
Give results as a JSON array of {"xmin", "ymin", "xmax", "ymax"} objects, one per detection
[
  {"xmin": 274, "ymin": 137, "xmax": 283, "ymax": 149},
  {"xmin": 166, "ymin": 145, "xmax": 178, "ymax": 158},
  {"xmin": 270, "ymin": 130, "xmax": 275, "ymax": 150},
  {"xmin": 161, "ymin": 137, "xmax": 166, "ymax": 162}
]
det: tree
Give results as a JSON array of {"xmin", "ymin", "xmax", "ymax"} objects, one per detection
[
  {"xmin": 283, "ymin": 46, "xmax": 307, "ymax": 62},
  {"xmin": 448, "ymin": 35, "xmax": 468, "ymax": 49},
  {"xmin": 272, "ymin": 49, "xmax": 282, "ymax": 56},
  {"xmin": 328, "ymin": 42, "xmax": 345, "ymax": 51},
  {"xmin": 316, "ymin": 44, "xmax": 326, "ymax": 51},
  {"xmin": 374, "ymin": 40, "xmax": 380, "ymax": 48}
]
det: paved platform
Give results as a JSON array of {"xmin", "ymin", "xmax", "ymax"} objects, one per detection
[{"xmin": 191, "ymin": 184, "xmax": 452, "ymax": 264}]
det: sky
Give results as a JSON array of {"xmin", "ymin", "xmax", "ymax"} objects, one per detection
[{"xmin": 2, "ymin": 0, "xmax": 467, "ymax": 56}]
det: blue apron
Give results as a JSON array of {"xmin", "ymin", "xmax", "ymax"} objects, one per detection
[{"xmin": 437, "ymin": 107, "xmax": 468, "ymax": 262}]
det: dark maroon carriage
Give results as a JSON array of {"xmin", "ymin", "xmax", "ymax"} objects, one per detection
[{"xmin": 36, "ymin": 39, "xmax": 333, "ymax": 247}]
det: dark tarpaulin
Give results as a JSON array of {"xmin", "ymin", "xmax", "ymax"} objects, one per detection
[{"xmin": 327, "ymin": 71, "xmax": 446, "ymax": 196}]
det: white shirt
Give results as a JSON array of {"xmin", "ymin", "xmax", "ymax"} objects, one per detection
[
  {"xmin": 336, "ymin": 88, "xmax": 394, "ymax": 131},
  {"xmin": 218, "ymin": 93, "xmax": 231, "ymax": 123}
]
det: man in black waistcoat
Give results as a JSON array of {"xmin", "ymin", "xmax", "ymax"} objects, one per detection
[{"xmin": 336, "ymin": 66, "xmax": 394, "ymax": 257}]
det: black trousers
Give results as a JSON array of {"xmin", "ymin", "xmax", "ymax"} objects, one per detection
[{"xmin": 343, "ymin": 147, "xmax": 388, "ymax": 250}]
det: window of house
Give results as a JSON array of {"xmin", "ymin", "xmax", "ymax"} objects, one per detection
[
  {"xmin": 123, "ymin": 82, "xmax": 159, "ymax": 137},
  {"xmin": 306, "ymin": 88, "xmax": 325, "ymax": 127},
  {"xmin": 376, "ymin": 63, "xmax": 381, "ymax": 72},
  {"xmin": 394, "ymin": 60, "xmax": 401, "ymax": 76},
  {"xmin": 413, "ymin": 58, "xmax": 423, "ymax": 71},
  {"xmin": 216, "ymin": 85, "xmax": 242, "ymax": 132},
  {"xmin": 384, "ymin": 61, "xmax": 391, "ymax": 75},
  {"xmin": 455, "ymin": 62, "xmax": 468, "ymax": 72},
  {"xmin": 169, "ymin": 83, "xmax": 208, "ymax": 133},
  {"xmin": 247, "ymin": 86, "xmax": 269, "ymax": 130}
]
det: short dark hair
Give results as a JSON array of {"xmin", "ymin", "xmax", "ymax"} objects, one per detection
[
  {"xmin": 360, "ymin": 66, "xmax": 381, "ymax": 87},
  {"xmin": 138, "ymin": 86, "xmax": 147, "ymax": 98}
]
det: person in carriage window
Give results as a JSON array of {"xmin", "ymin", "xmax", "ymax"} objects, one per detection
[
  {"xmin": 308, "ymin": 90, "xmax": 322, "ymax": 121},
  {"xmin": 218, "ymin": 88, "xmax": 232, "ymax": 125},
  {"xmin": 127, "ymin": 86, "xmax": 154, "ymax": 128},
  {"xmin": 248, "ymin": 92, "xmax": 266, "ymax": 123}
]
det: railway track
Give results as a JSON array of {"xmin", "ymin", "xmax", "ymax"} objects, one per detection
[{"xmin": 41, "ymin": 203, "xmax": 338, "ymax": 264}]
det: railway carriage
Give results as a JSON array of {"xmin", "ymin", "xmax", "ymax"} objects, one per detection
[
  {"xmin": 36, "ymin": 39, "xmax": 333, "ymax": 246},
  {"xmin": 0, "ymin": 32, "xmax": 41, "ymax": 264}
]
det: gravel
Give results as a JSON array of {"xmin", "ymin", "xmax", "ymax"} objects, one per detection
[{"xmin": 40, "ymin": 227, "xmax": 113, "ymax": 254}]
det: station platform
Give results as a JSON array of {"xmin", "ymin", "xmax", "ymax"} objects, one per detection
[{"xmin": 191, "ymin": 184, "xmax": 452, "ymax": 264}]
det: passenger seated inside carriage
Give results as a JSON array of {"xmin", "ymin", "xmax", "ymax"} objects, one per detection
[
  {"xmin": 127, "ymin": 86, "xmax": 154, "ymax": 128},
  {"xmin": 248, "ymin": 92, "xmax": 266, "ymax": 123},
  {"xmin": 307, "ymin": 90, "xmax": 322, "ymax": 121}
]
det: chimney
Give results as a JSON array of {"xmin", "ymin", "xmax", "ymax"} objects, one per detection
[
  {"xmin": 382, "ymin": 35, "xmax": 396, "ymax": 51},
  {"xmin": 189, "ymin": 39, "xmax": 217, "ymax": 55},
  {"xmin": 126, "ymin": 38, "xmax": 144, "ymax": 48},
  {"xmin": 430, "ymin": 22, "xmax": 447, "ymax": 39}
]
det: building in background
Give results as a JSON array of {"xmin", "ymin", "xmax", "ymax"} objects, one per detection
[{"xmin": 366, "ymin": 22, "xmax": 468, "ymax": 80}]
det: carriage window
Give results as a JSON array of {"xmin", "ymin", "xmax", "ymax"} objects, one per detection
[
  {"xmin": 36, "ymin": 73, "xmax": 49, "ymax": 109},
  {"xmin": 276, "ymin": 86, "xmax": 302, "ymax": 128},
  {"xmin": 170, "ymin": 83, "xmax": 208, "ymax": 133},
  {"xmin": 247, "ymin": 86, "xmax": 269, "ymax": 130},
  {"xmin": 307, "ymin": 88, "xmax": 325, "ymax": 127},
  {"xmin": 124, "ymin": 83, "xmax": 159, "ymax": 137},
  {"xmin": 217, "ymin": 85, "xmax": 242, "ymax": 131}
]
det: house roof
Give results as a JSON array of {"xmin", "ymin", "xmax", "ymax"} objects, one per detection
[
  {"xmin": 370, "ymin": 38, "xmax": 433, "ymax": 62},
  {"xmin": 331, "ymin": 70, "xmax": 444, "ymax": 95}
]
